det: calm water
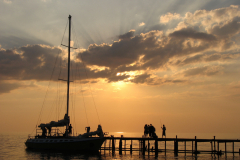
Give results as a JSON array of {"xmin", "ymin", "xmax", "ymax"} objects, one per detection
[{"xmin": 0, "ymin": 132, "xmax": 239, "ymax": 160}]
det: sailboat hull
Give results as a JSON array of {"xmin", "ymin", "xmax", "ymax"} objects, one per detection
[{"xmin": 25, "ymin": 137, "xmax": 105, "ymax": 151}]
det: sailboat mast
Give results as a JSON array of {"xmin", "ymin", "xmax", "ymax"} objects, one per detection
[{"xmin": 67, "ymin": 15, "xmax": 71, "ymax": 117}]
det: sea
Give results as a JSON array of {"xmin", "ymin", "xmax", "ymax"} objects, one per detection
[{"xmin": 1, "ymin": 132, "xmax": 240, "ymax": 160}]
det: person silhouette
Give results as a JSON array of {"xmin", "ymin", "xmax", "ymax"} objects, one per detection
[
  {"xmin": 41, "ymin": 127, "xmax": 47, "ymax": 137},
  {"xmin": 69, "ymin": 124, "xmax": 72, "ymax": 134},
  {"xmin": 47, "ymin": 127, "xmax": 51, "ymax": 136},
  {"xmin": 144, "ymin": 124, "xmax": 149, "ymax": 137},
  {"xmin": 161, "ymin": 124, "xmax": 166, "ymax": 138},
  {"xmin": 149, "ymin": 124, "xmax": 154, "ymax": 137}
]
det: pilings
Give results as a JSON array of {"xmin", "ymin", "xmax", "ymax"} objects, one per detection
[{"xmin": 101, "ymin": 135, "xmax": 240, "ymax": 157}]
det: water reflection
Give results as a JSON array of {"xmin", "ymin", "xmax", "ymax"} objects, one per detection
[{"xmin": 25, "ymin": 148, "xmax": 102, "ymax": 160}]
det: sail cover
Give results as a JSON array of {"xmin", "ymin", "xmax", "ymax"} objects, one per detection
[{"xmin": 38, "ymin": 114, "xmax": 69, "ymax": 128}]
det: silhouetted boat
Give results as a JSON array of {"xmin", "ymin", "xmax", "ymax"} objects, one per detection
[{"xmin": 25, "ymin": 15, "xmax": 106, "ymax": 151}]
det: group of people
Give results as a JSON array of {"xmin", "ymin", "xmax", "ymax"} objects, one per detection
[
  {"xmin": 144, "ymin": 124, "xmax": 166, "ymax": 138},
  {"xmin": 40, "ymin": 124, "xmax": 72, "ymax": 137},
  {"xmin": 144, "ymin": 124, "xmax": 157, "ymax": 138},
  {"xmin": 40, "ymin": 126, "xmax": 51, "ymax": 137}
]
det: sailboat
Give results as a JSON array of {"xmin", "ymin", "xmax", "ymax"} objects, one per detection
[{"xmin": 25, "ymin": 15, "xmax": 106, "ymax": 151}]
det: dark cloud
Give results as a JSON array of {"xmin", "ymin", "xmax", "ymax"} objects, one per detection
[
  {"xmin": 0, "ymin": 81, "xmax": 36, "ymax": 94},
  {"xmin": 0, "ymin": 45, "xmax": 62, "ymax": 81},
  {"xmin": 118, "ymin": 30, "xmax": 135, "ymax": 40},
  {"xmin": 130, "ymin": 74, "xmax": 151, "ymax": 84},
  {"xmin": 108, "ymin": 74, "xmax": 130, "ymax": 82},
  {"xmin": 209, "ymin": 18, "xmax": 240, "ymax": 38},
  {"xmin": 79, "ymin": 27, "xmax": 220, "ymax": 74},
  {"xmin": 0, "ymin": 81, "xmax": 22, "ymax": 94},
  {"xmin": 169, "ymin": 28, "xmax": 217, "ymax": 41},
  {"xmin": 78, "ymin": 33, "xmax": 148, "ymax": 68}
]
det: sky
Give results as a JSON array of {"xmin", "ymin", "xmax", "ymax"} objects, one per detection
[{"xmin": 1, "ymin": 0, "xmax": 240, "ymax": 137}]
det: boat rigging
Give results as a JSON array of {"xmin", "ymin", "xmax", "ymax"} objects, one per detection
[{"xmin": 25, "ymin": 15, "xmax": 106, "ymax": 151}]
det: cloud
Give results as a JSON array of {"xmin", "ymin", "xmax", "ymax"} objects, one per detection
[
  {"xmin": 130, "ymin": 73, "xmax": 187, "ymax": 85},
  {"xmin": 169, "ymin": 28, "xmax": 217, "ymax": 41},
  {"xmin": 0, "ymin": 81, "xmax": 22, "ymax": 94},
  {"xmin": 183, "ymin": 66, "xmax": 223, "ymax": 77},
  {"xmin": 160, "ymin": 12, "xmax": 181, "ymax": 24},
  {"xmin": 139, "ymin": 22, "xmax": 145, "ymax": 27},
  {"xmin": 108, "ymin": 74, "xmax": 130, "ymax": 82},
  {"xmin": 118, "ymin": 30, "xmax": 135, "ymax": 40},
  {"xmin": 130, "ymin": 73, "xmax": 151, "ymax": 84},
  {"xmin": 1, "ymin": 5, "xmax": 240, "ymax": 92},
  {"xmin": 209, "ymin": 18, "xmax": 240, "ymax": 38},
  {"xmin": 0, "ymin": 81, "xmax": 36, "ymax": 94},
  {"xmin": 170, "ymin": 53, "xmax": 240, "ymax": 66},
  {"xmin": 0, "ymin": 44, "xmax": 63, "ymax": 81}
]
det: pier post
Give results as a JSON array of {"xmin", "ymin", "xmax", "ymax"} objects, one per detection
[
  {"xmin": 174, "ymin": 135, "xmax": 178, "ymax": 155},
  {"xmin": 109, "ymin": 138, "xmax": 111, "ymax": 151},
  {"xmin": 211, "ymin": 141, "xmax": 213, "ymax": 154},
  {"xmin": 194, "ymin": 136, "xmax": 198, "ymax": 154},
  {"xmin": 130, "ymin": 140, "xmax": 132, "ymax": 154},
  {"xmin": 142, "ymin": 139, "xmax": 145, "ymax": 155},
  {"xmin": 192, "ymin": 140, "xmax": 194, "ymax": 155},
  {"xmin": 119, "ymin": 138, "xmax": 122, "ymax": 155},
  {"xmin": 125, "ymin": 139, "xmax": 126, "ymax": 153},
  {"xmin": 184, "ymin": 141, "xmax": 186, "ymax": 155},
  {"xmin": 103, "ymin": 140, "xmax": 106, "ymax": 152},
  {"xmin": 214, "ymin": 136, "xmax": 216, "ymax": 152},
  {"xmin": 111, "ymin": 135, "xmax": 115, "ymax": 153},
  {"xmin": 225, "ymin": 142, "xmax": 227, "ymax": 155},
  {"xmin": 148, "ymin": 139, "xmax": 150, "ymax": 154},
  {"xmin": 232, "ymin": 142, "xmax": 234, "ymax": 156},
  {"xmin": 155, "ymin": 139, "xmax": 158, "ymax": 157},
  {"xmin": 165, "ymin": 139, "xmax": 166, "ymax": 155}
]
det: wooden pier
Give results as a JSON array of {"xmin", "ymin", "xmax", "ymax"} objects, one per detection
[{"xmin": 100, "ymin": 135, "xmax": 240, "ymax": 157}]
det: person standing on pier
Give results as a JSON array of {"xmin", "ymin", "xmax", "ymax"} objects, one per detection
[
  {"xmin": 144, "ymin": 124, "xmax": 149, "ymax": 137},
  {"xmin": 161, "ymin": 124, "xmax": 166, "ymax": 138}
]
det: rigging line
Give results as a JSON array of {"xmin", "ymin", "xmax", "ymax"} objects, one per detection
[
  {"xmin": 72, "ymin": 22, "xmax": 91, "ymax": 126},
  {"xmin": 70, "ymin": 59, "xmax": 77, "ymax": 131},
  {"xmin": 58, "ymin": 20, "xmax": 68, "ymax": 79},
  {"xmin": 37, "ymin": 21, "xmax": 68, "ymax": 127},
  {"xmin": 61, "ymin": 20, "xmax": 69, "ymax": 45},
  {"xmin": 71, "ymin": 81, "xmax": 77, "ymax": 133},
  {"xmin": 79, "ymin": 53, "xmax": 101, "ymax": 124},
  {"xmin": 76, "ymin": 62, "xmax": 89, "ymax": 126},
  {"xmin": 73, "ymin": 63, "xmax": 78, "ymax": 133},
  {"xmin": 56, "ymin": 80, "xmax": 59, "ymax": 120},
  {"xmin": 58, "ymin": 53, "xmax": 63, "ymax": 80},
  {"xmin": 36, "ymin": 48, "xmax": 61, "ymax": 126},
  {"xmin": 47, "ymin": 81, "xmax": 61, "ymax": 121},
  {"xmin": 81, "ymin": 79, "xmax": 89, "ymax": 126},
  {"xmin": 72, "ymin": 22, "xmax": 102, "ymax": 125},
  {"xmin": 58, "ymin": 87, "xmax": 65, "ymax": 118},
  {"xmin": 35, "ymin": 19, "xmax": 68, "ymax": 128}
]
